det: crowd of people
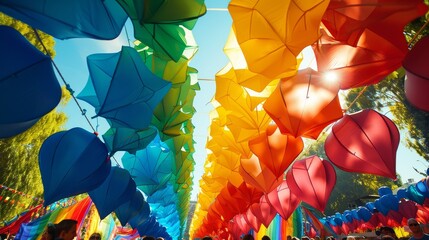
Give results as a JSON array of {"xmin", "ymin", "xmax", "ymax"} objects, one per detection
[{"xmin": 1, "ymin": 217, "xmax": 429, "ymax": 239}]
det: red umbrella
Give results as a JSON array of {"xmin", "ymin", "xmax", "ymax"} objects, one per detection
[
  {"xmin": 316, "ymin": 0, "xmax": 427, "ymax": 89},
  {"xmin": 249, "ymin": 195, "xmax": 277, "ymax": 227},
  {"xmin": 403, "ymin": 36, "xmax": 429, "ymax": 112},
  {"xmin": 286, "ymin": 155, "xmax": 336, "ymax": 212},
  {"xmin": 244, "ymin": 208, "xmax": 262, "ymax": 232},
  {"xmin": 249, "ymin": 124, "xmax": 304, "ymax": 177},
  {"xmin": 264, "ymin": 68, "xmax": 343, "ymax": 139},
  {"xmin": 324, "ymin": 109, "xmax": 400, "ymax": 179},
  {"xmin": 266, "ymin": 180, "xmax": 300, "ymax": 220},
  {"xmin": 322, "ymin": 0, "xmax": 427, "ymax": 48},
  {"xmin": 313, "ymin": 30, "xmax": 405, "ymax": 89}
]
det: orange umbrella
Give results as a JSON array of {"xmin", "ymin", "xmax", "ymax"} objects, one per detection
[
  {"xmin": 403, "ymin": 36, "xmax": 429, "ymax": 112},
  {"xmin": 286, "ymin": 156, "xmax": 336, "ymax": 212},
  {"xmin": 228, "ymin": 0, "xmax": 329, "ymax": 79},
  {"xmin": 264, "ymin": 68, "xmax": 343, "ymax": 139},
  {"xmin": 240, "ymin": 154, "xmax": 284, "ymax": 193},
  {"xmin": 249, "ymin": 124, "xmax": 304, "ymax": 177},
  {"xmin": 324, "ymin": 109, "xmax": 400, "ymax": 179}
]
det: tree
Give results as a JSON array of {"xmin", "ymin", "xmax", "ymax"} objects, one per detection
[
  {"xmin": 301, "ymin": 136, "xmax": 401, "ymax": 216},
  {"xmin": 0, "ymin": 13, "xmax": 70, "ymax": 221}
]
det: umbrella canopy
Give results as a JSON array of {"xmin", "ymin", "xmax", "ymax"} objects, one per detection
[
  {"xmin": 249, "ymin": 195, "xmax": 277, "ymax": 228},
  {"xmin": 266, "ymin": 180, "xmax": 300, "ymax": 220},
  {"xmin": 121, "ymin": 135, "xmax": 175, "ymax": 196},
  {"xmin": 0, "ymin": 25, "xmax": 61, "ymax": 138},
  {"xmin": 249, "ymin": 124, "xmax": 304, "ymax": 177},
  {"xmin": 322, "ymin": 0, "xmax": 427, "ymax": 48},
  {"xmin": 138, "ymin": 0, "xmax": 206, "ymax": 24},
  {"xmin": 324, "ymin": 109, "xmax": 400, "ymax": 179},
  {"xmin": 77, "ymin": 46, "xmax": 171, "ymax": 130},
  {"xmin": 114, "ymin": 190, "xmax": 148, "ymax": 226},
  {"xmin": 0, "ymin": 0, "xmax": 127, "ymax": 40},
  {"xmin": 403, "ymin": 36, "xmax": 429, "ymax": 112},
  {"xmin": 316, "ymin": 0, "xmax": 427, "ymax": 89},
  {"xmin": 286, "ymin": 156, "xmax": 336, "ymax": 212},
  {"xmin": 264, "ymin": 68, "xmax": 343, "ymax": 139},
  {"xmin": 102, "ymin": 126, "xmax": 158, "ymax": 155},
  {"xmin": 228, "ymin": 0, "xmax": 329, "ymax": 79},
  {"xmin": 38, "ymin": 128, "xmax": 110, "ymax": 205},
  {"xmin": 239, "ymin": 154, "xmax": 283, "ymax": 193},
  {"xmin": 88, "ymin": 167, "xmax": 137, "ymax": 219}
]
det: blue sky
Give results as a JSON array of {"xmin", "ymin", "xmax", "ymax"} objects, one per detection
[{"xmin": 53, "ymin": 0, "xmax": 426, "ymax": 201}]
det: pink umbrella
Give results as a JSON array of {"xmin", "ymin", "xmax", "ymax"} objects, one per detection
[
  {"xmin": 266, "ymin": 180, "xmax": 300, "ymax": 220},
  {"xmin": 324, "ymin": 109, "xmax": 400, "ymax": 179},
  {"xmin": 286, "ymin": 156, "xmax": 336, "ymax": 212}
]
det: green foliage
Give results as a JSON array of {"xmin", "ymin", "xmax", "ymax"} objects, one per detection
[{"xmin": 0, "ymin": 14, "xmax": 68, "ymax": 221}]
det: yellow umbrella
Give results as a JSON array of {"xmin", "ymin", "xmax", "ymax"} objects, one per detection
[{"xmin": 229, "ymin": 0, "xmax": 329, "ymax": 79}]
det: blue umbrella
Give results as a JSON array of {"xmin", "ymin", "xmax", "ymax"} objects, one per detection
[
  {"xmin": 0, "ymin": 26, "xmax": 61, "ymax": 138},
  {"xmin": 102, "ymin": 126, "xmax": 158, "ymax": 155},
  {"xmin": 122, "ymin": 135, "xmax": 175, "ymax": 196},
  {"xmin": 115, "ymin": 190, "xmax": 148, "ymax": 226},
  {"xmin": 89, "ymin": 167, "xmax": 136, "ymax": 219},
  {"xmin": 128, "ymin": 200, "xmax": 151, "ymax": 229},
  {"xmin": 78, "ymin": 46, "xmax": 171, "ymax": 130},
  {"xmin": 38, "ymin": 128, "xmax": 110, "ymax": 205},
  {"xmin": 0, "ymin": 0, "xmax": 127, "ymax": 40}
]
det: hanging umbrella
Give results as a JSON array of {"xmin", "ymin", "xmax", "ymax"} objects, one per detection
[
  {"xmin": 324, "ymin": 109, "xmax": 400, "ymax": 179},
  {"xmin": 0, "ymin": 26, "xmax": 61, "ymax": 138},
  {"xmin": 223, "ymin": 30, "xmax": 277, "ymax": 92},
  {"xmin": 249, "ymin": 124, "xmax": 304, "ymax": 177},
  {"xmin": 38, "ymin": 128, "xmax": 110, "ymax": 205},
  {"xmin": 403, "ymin": 36, "xmax": 429, "ymax": 112},
  {"xmin": 114, "ymin": 190, "xmax": 147, "ymax": 226},
  {"xmin": 139, "ymin": 0, "xmax": 206, "ymax": 24},
  {"xmin": 249, "ymin": 195, "xmax": 277, "ymax": 228},
  {"xmin": 78, "ymin": 46, "xmax": 171, "ymax": 130},
  {"xmin": 102, "ymin": 126, "xmax": 158, "ymax": 155},
  {"xmin": 0, "ymin": 0, "xmax": 127, "ymax": 40},
  {"xmin": 121, "ymin": 135, "xmax": 175, "ymax": 196},
  {"xmin": 266, "ymin": 180, "xmax": 300, "ymax": 220},
  {"xmin": 240, "ymin": 154, "xmax": 283, "ymax": 193},
  {"xmin": 127, "ymin": 201, "xmax": 151, "ymax": 229},
  {"xmin": 228, "ymin": 0, "xmax": 329, "ymax": 79},
  {"xmin": 88, "ymin": 167, "xmax": 136, "ymax": 219},
  {"xmin": 215, "ymin": 66, "xmax": 272, "ymax": 142},
  {"xmin": 264, "ymin": 68, "xmax": 343, "ymax": 140},
  {"xmin": 322, "ymin": 0, "xmax": 427, "ymax": 48},
  {"xmin": 313, "ymin": 29, "xmax": 405, "ymax": 90},
  {"xmin": 286, "ymin": 156, "xmax": 336, "ymax": 212}
]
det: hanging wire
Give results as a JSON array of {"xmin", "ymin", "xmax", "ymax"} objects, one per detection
[
  {"xmin": 124, "ymin": 24, "xmax": 132, "ymax": 47},
  {"xmin": 32, "ymin": 28, "xmax": 97, "ymax": 133},
  {"xmin": 32, "ymin": 28, "xmax": 123, "ymax": 167}
]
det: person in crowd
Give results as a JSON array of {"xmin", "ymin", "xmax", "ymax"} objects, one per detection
[
  {"xmin": 142, "ymin": 236, "xmax": 155, "ymax": 240},
  {"xmin": 262, "ymin": 235, "xmax": 271, "ymax": 240},
  {"xmin": 408, "ymin": 218, "xmax": 429, "ymax": 240},
  {"xmin": 41, "ymin": 223, "xmax": 57, "ymax": 240},
  {"xmin": 89, "ymin": 232, "xmax": 101, "ymax": 240},
  {"xmin": 242, "ymin": 233, "xmax": 254, "ymax": 240},
  {"xmin": 156, "ymin": 237, "xmax": 164, "ymax": 240},
  {"xmin": 54, "ymin": 219, "xmax": 77, "ymax": 240},
  {"xmin": 379, "ymin": 226, "xmax": 398, "ymax": 239},
  {"xmin": 201, "ymin": 236, "xmax": 213, "ymax": 240}
]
